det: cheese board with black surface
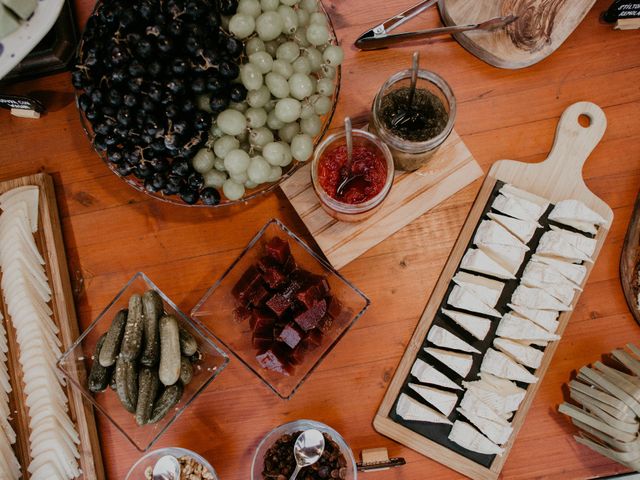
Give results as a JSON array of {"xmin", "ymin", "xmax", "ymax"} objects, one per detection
[{"xmin": 374, "ymin": 101, "xmax": 614, "ymax": 480}]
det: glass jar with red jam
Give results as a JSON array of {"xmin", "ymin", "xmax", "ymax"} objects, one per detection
[{"xmin": 311, "ymin": 129, "xmax": 394, "ymax": 222}]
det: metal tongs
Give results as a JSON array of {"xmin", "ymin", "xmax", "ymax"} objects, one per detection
[{"xmin": 355, "ymin": 0, "xmax": 518, "ymax": 51}]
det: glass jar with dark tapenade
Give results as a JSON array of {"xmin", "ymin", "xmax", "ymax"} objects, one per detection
[{"xmin": 370, "ymin": 69, "xmax": 456, "ymax": 171}]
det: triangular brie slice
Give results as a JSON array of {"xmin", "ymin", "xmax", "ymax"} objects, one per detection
[
  {"xmin": 428, "ymin": 325, "xmax": 480, "ymax": 354},
  {"xmin": 531, "ymin": 255, "xmax": 587, "ymax": 286},
  {"xmin": 452, "ymin": 272, "xmax": 504, "ymax": 308},
  {"xmin": 460, "ymin": 248, "xmax": 515, "ymax": 280},
  {"xmin": 549, "ymin": 226, "xmax": 597, "ymax": 256},
  {"xmin": 537, "ymin": 231, "xmax": 592, "ymax": 264},
  {"xmin": 549, "ymin": 199, "xmax": 607, "ymax": 226},
  {"xmin": 521, "ymin": 261, "xmax": 578, "ymax": 305},
  {"xmin": 457, "ymin": 407, "xmax": 513, "ymax": 445},
  {"xmin": 463, "ymin": 375, "xmax": 526, "ymax": 416},
  {"xmin": 425, "ymin": 347, "xmax": 473, "ymax": 378},
  {"xmin": 441, "ymin": 309, "xmax": 491, "ymax": 341},
  {"xmin": 481, "ymin": 349, "xmax": 538, "ymax": 383},
  {"xmin": 459, "ymin": 390, "xmax": 510, "ymax": 426},
  {"xmin": 492, "ymin": 194, "xmax": 544, "ymax": 222},
  {"xmin": 500, "ymin": 184, "xmax": 550, "ymax": 211},
  {"xmin": 396, "ymin": 393, "xmax": 452, "ymax": 424},
  {"xmin": 487, "ymin": 212, "xmax": 540, "ymax": 243},
  {"xmin": 479, "ymin": 243, "xmax": 525, "ymax": 276},
  {"xmin": 0, "ymin": 186, "xmax": 39, "ymax": 232},
  {"xmin": 474, "ymin": 220, "xmax": 529, "ymax": 250},
  {"xmin": 448, "ymin": 420, "xmax": 504, "ymax": 456},
  {"xmin": 494, "ymin": 338, "xmax": 543, "ymax": 369},
  {"xmin": 511, "ymin": 285, "xmax": 571, "ymax": 311},
  {"xmin": 408, "ymin": 383, "xmax": 458, "ymax": 416},
  {"xmin": 410, "ymin": 358, "xmax": 461, "ymax": 390},
  {"xmin": 507, "ymin": 303, "xmax": 559, "ymax": 333},
  {"xmin": 552, "ymin": 218, "xmax": 597, "ymax": 235},
  {"xmin": 448, "ymin": 285, "xmax": 502, "ymax": 318},
  {"xmin": 497, "ymin": 313, "xmax": 560, "ymax": 342}
]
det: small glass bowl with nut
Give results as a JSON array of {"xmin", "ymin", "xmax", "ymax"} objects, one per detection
[{"xmin": 126, "ymin": 447, "xmax": 218, "ymax": 480}]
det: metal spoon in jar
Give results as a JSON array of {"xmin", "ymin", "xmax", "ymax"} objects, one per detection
[
  {"xmin": 336, "ymin": 116, "xmax": 361, "ymax": 198},
  {"xmin": 153, "ymin": 455, "xmax": 181, "ymax": 480},
  {"xmin": 391, "ymin": 51, "xmax": 427, "ymax": 129},
  {"xmin": 289, "ymin": 429, "xmax": 326, "ymax": 480}
]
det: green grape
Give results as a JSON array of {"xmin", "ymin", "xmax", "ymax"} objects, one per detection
[
  {"xmin": 197, "ymin": 94, "xmax": 213, "ymax": 113},
  {"xmin": 250, "ymin": 126, "xmax": 275, "ymax": 148},
  {"xmin": 317, "ymin": 78, "xmax": 335, "ymax": 96},
  {"xmin": 296, "ymin": 8, "xmax": 310, "ymax": 26},
  {"xmin": 264, "ymin": 98, "xmax": 277, "ymax": 113},
  {"xmin": 224, "ymin": 149, "xmax": 251, "ymax": 175},
  {"xmin": 214, "ymin": 136, "xmax": 240, "ymax": 159},
  {"xmin": 193, "ymin": 148, "xmax": 215, "ymax": 173},
  {"xmin": 321, "ymin": 64, "xmax": 337, "ymax": 79},
  {"xmin": 214, "ymin": 158, "xmax": 226, "ymax": 171},
  {"xmin": 306, "ymin": 23, "xmax": 330, "ymax": 46},
  {"xmin": 249, "ymin": 51, "xmax": 274, "ymax": 74},
  {"xmin": 223, "ymin": 179, "xmax": 245, "ymax": 201},
  {"xmin": 241, "ymin": 63, "xmax": 264, "ymax": 91},
  {"xmin": 247, "ymin": 156, "xmax": 272, "ymax": 183},
  {"xmin": 278, "ymin": 122, "xmax": 300, "ymax": 143},
  {"xmin": 217, "ymin": 109, "xmax": 247, "ymax": 136},
  {"xmin": 204, "ymin": 169, "xmax": 227, "ymax": 188},
  {"xmin": 267, "ymin": 109, "xmax": 285, "ymax": 130},
  {"xmin": 246, "ymin": 37, "xmax": 266, "ymax": 54},
  {"xmin": 300, "ymin": 0, "xmax": 318, "ymax": 13},
  {"xmin": 291, "ymin": 133, "xmax": 314, "ymax": 161},
  {"xmin": 247, "ymin": 85, "xmax": 271, "ymax": 108},
  {"xmin": 238, "ymin": 0, "xmax": 261, "ymax": 17},
  {"xmin": 245, "ymin": 180, "xmax": 258, "ymax": 189},
  {"xmin": 276, "ymin": 41, "xmax": 301, "ymax": 63},
  {"xmin": 280, "ymin": 0, "xmax": 298, "ymax": 6},
  {"xmin": 292, "ymin": 27, "xmax": 310, "ymax": 47},
  {"xmin": 288, "ymin": 73, "xmax": 314, "ymax": 100},
  {"xmin": 256, "ymin": 11, "xmax": 284, "ymax": 41},
  {"xmin": 267, "ymin": 165, "xmax": 283, "ymax": 182},
  {"xmin": 300, "ymin": 114, "xmax": 322, "ymax": 136},
  {"xmin": 278, "ymin": 5, "xmax": 298, "ymax": 34},
  {"xmin": 229, "ymin": 13, "xmax": 255, "ymax": 39},
  {"xmin": 271, "ymin": 59, "xmax": 293, "ymax": 79},
  {"xmin": 322, "ymin": 45, "xmax": 344, "ymax": 66},
  {"xmin": 210, "ymin": 124, "xmax": 224, "ymax": 138},
  {"xmin": 260, "ymin": 0, "xmax": 279, "ymax": 10},
  {"xmin": 231, "ymin": 171, "xmax": 248, "ymax": 184},
  {"xmin": 309, "ymin": 12, "xmax": 327, "ymax": 25},
  {"xmin": 313, "ymin": 94, "xmax": 332, "ymax": 115},
  {"xmin": 305, "ymin": 48, "xmax": 323, "ymax": 71},
  {"xmin": 300, "ymin": 102, "xmax": 315, "ymax": 119},
  {"xmin": 265, "ymin": 72, "xmax": 290, "ymax": 98},
  {"xmin": 237, "ymin": 129, "xmax": 249, "ymax": 143},
  {"xmin": 292, "ymin": 56, "xmax": 312, "ymax": 75},
  {"xmin": 265, "ymin": 39, "xmax": 280, "ymax": 56},
  {"xmin": 245, "ymin": 107, "xmax": 268, "ymax": 128},
  {"xmin": 230, "ymin": 101, "xmax": 249, "ymax": 113},
  {"xmin": 263, "ymin": 141, "xmax": 292, "ymax": 166}
]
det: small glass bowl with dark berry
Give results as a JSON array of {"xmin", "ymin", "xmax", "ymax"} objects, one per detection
[{"xmin": 191, "ymin": 219, "xmax": 370, "ymax": 399}]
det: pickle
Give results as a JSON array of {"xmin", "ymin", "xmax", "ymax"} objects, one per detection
[
  {"xmin": 99, "ymin": 309, "xmax": 127, "ymax": 367},
  {"xmin": 179, "ymin": 326, "xmax": 198, "ymax": 356},
  {"xmin": 115, "ymin": 356, "xmax": 138, "ymax": 413},
  {"xmin": 140, "ymin": 290, "xmax": 163, "ymax": 367},
  {"xmin": 135, "ymin": 367, "xmax": 160, "ymax": 426},
  {"xmin": 159, "ymin": 315, "xmax": 181, "ymax": 386},
  {"xmin": 88, "ymin": 334, "xmax": 112, "ymax": 393},
  {"xmin": 121, "ymin": 294, "xmax": 144, "ymax": 361},
  {"xmin": 179, "ymin": 356, "xmax": 193, "ymax": 385},
  {"xmin": 149, "ymin": 382, "xmax": 184, "ymax": 424}
]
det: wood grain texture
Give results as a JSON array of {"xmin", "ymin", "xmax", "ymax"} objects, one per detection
[
  {"xmin": 0, "ymin": 174, "xmax": 105, "ymax": 479},
  {"xmin": 0, "ymin": 0, "xmax": 637, "ymax": 478},
  {"xmin": 440, "ymin": 0, "xmax": 597, "ymax": 69},
  {"xmin": 280, "ymin": 130, "xmax": 483, "ymax": 269}
]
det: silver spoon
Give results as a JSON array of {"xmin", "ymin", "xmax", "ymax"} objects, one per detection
[
  {"xmin": 153, "ymin": 455, "xmax": 181, "ymax": 480},
  {"xmin": 289, "ymin": 429, "xmax": 325, "ymax": 480},
  {"xmin": 391, "ymin": 51, "xmax": 426, "ymax": 129},
  {"xmin": 336, "ymin": 117, "xmax": 359, "ymax": 197}
]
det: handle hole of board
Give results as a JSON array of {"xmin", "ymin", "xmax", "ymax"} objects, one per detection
[{"xmin": 578, "ymin": 114, "xmax": 592, "ymax": 128}]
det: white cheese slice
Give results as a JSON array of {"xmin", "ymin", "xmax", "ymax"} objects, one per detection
[
  {"xmin": 441, "ymin": 308, "xmax": 491, "ymax": 340},
  {"xmin": 554, "ymin": 218, "xmax": 597, "ymax": 235},
  {"xmin": 492, "ymin": 194, "xmax": 544, "ymax": 222},
  {"xmin": 497, "ymin": 313, "xmax": 560, "ymax": 342},
  {"xmin": 460, "ymin": 248, "xmax": 515, "ymax": 280},
  {"xmin": 511, "ymin": 285, "xmax": 571, "ymax": 312},
  {"xmin": 478, "ymin": 243, "xmax": 526, "ymax": 276},
  {"xmin": 487, "ymin": 212, "xmax": 540, "ymax": 243},
  {"xmin": 463, "ymin": 375, "xmax": 526, "ymax": 416},
  {"xmin": 448, "ymin": 420, "xmax": 504, "ymax": 456},
  {"xmin": 549, "ymin": 226, "xmax": 597, "ymax": 256},
  {"xmin": 424, "ymin": 347, "xmax": 473, "ymax": 378},
  {"xmin": 427, "ymin": 325, "xmax": 480, "ymax": 354},
  {"xmin": 396, "ymin": 393, "xmax": 452, "ymax": 424},
  {"xmin": 459, "ymin": 390, "xmax": 510, "ymax": 426},
  {"xmin": 474, "ymin": 220, "xmax": 529, "ymax": 251},
  {"xmin": 507, "ymin": 303, "xmax": 559, "ymax": 333},
  {"xmin": 500, "ymin": 184, "xmax": 550, "ymax": 211},
  {"xmin": 410, "ymin": 359, "xmax": 462, "ymax": 390},
  {"xmin": 549, "ymin": 199, "xmax": 607, "ymax": 227},
  {"xmin": 447, "ymin": 285, "xmax": 502, "ymax": 318},
  {"xmin": 452, "ymin": 272, "xmax": 504, "ymax": 308},
  {"xmin": 537, "ymin": 231, "xmax": 592, "ymax": 264},
  {"xmin": 457, "ymin": 407, "xmax": 513, "ymax": 445},
  {"xmin": 481, "ymin": 349, "xmax": 538, "ymax": 384},
  {"xmin": 521, "ymin": 261, "xmax": 578, "ymax": 305},
  {"xmin": 408, "ymin": 383, "xmax": 458, "ymax": 416},
  {"xmin": 531, "ymin": 254, "xmax": 587, "ymax": 286},
  {"xmin": 1, "ymin": 0, "xmax": 37, "ymax": 21},
  {"xmin": 0, "ymin": 186, "xmax": 39, "ymax": 232},
  {"xmin": 494, "ymin": 338, "xmax": 543, "ymax": 369}
]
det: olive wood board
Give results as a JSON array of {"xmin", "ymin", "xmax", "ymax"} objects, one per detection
[
  {"xmin": 439, "ymin": 0, "xmax": 597, "ymax": 69},
  {"xmin": 373, "ymin": 101, "xmax": 614, "ymax": 480},
  {"xmin": 280, "ymin": 130, "xmax": 483, "ymax": 270},
  {"xmin": 0, "ymin": 173, "xmax": 105, "ymax": 480},
  {"xmin": 620, "ymin": 188, "xmax": 640, "ymax": 326}
]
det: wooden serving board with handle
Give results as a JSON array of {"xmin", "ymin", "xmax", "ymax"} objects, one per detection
[
  {"xmin": 439, "ymin": 0, "xmax": 597, "ymax": 69},
  {"xmin": 0, "ymin": 173, "xmax": 105, "ymax": 480},
  {"xmin": 373, "ymin": 101, "xmax": 613, "ymax": 480}
]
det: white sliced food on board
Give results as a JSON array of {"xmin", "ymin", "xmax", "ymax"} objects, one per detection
[
  {"xmin": 536, "ymin": 231, "xmax": 592, "ymax": 264},
  {"xmin": 447, "ymin": 285, "xmax": 501, "ymax": 318},
  {"xmin": 410, "ymin": 358, "xmax": 461, "ymax": 390},
  {"xmin": 548, "ymin": 199, "xmax": 606, "ymax": 227},
  {"xmin": 460, "ymin": 248, "xmax": 516, "ymax": 280},
  {"xmin": 452, "ymin": 271, "xmax": 504, "ymax": 308},
  {"xmin": 553, "ymin": 218, "xmax": 597, "ymax": 235},
  {"xmin": 0, "ymin": 429, "xmax": 20, "ymax": 479},
  {"xmin": 0, "ymin": 217, "xmax": 43, "ymax": 263},
  {"xmin": 492, "ymin": 194, "xmax": 544, "ymax": 222},
  {"xmin": 466, "ymin": 373, "xmax": 527, "ymax": 413},
  {"xmin": 507, "ymin": 303, "xmax": 559, "ymax": 333},
  {"xmin": 474, "ymin": 220, "xmax": 529, "ymax": 251},
  {"xmin": 457, "ymin": 407, "xmax": 513, "ymax": 445},
  {"xmin": 531, "ymin": 254, "xmax": 586, "ymax": 286},
  {"xmin": 521, "ymin": 261, "xmax": 578, "ymax": 305},
  {"xmin": 500, "ymin": 184, "xmax": 550, "ymax": 211},
  {"xmin": 494, "ymin": 337, "xmax": 543, "ymax": 369},
  {"xmin": 549, "ymin": 226, "xmax": 597, "ymax": 257},
  {"xmin": 481, "ymin": 349, "xmax": 538, "ymax": 384},
  {"xmin": 497, "ymin": 313, "xmax": 560, "ymax": 342},
  {"xmin": 427, "ymin": 325, "xmax": 480, "ymax": 354},
  {"xmin": 396, "ymin": 393, "xmax": 452, "ymax": 424},
  {"xmin": 448, "ymin": 420, "xmax": 504, "ymax": 456},
  {"xmin": 1, "ymin": 256, "xmax": 51, "ymax": 298},
  {"xmin": 408, "ymin": 383, "xmax": 458, "ymax": 416},
  {"xmin": 511, "ymin": 285, "xmax": 571, "ymax": 312},
  {"xmin": 487, "ymin": 212, "xmax": 540, "ymax": 244},
  {"xmin": 424, "ymin": 347, "xmax": 473, "ymax": 378},
  {"xmin": 459, "ymin": 390, "xmax": 510, "ymax": 426},
  {"xmin": 478, "ymin": 243, "xmax": 526, "ymax": 276},
  {"xmin": 0, "ymin": 185, "xmax": 39, "ymax": 232},
  {"xmin": 441, "ymin": 308, "xmax": 491, "ymax": 341}
]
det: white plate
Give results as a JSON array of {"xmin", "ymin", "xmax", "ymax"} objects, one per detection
[{"xmin": 0, "ymin": 0, "xmax": 65, "ymax": 80}]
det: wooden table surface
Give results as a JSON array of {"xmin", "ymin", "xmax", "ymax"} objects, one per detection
[{"xmin": 1, "ymin": 0, "xmax": 639, "ymax": 478}]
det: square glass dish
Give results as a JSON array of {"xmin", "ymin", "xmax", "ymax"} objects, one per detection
[
  {"xmin": 57, "ymin": 272, "xmax": 229, "ymax": 452},
  {"xmin": 191, "ymin": 219, "xmax": 370, "ymax": 400}
]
